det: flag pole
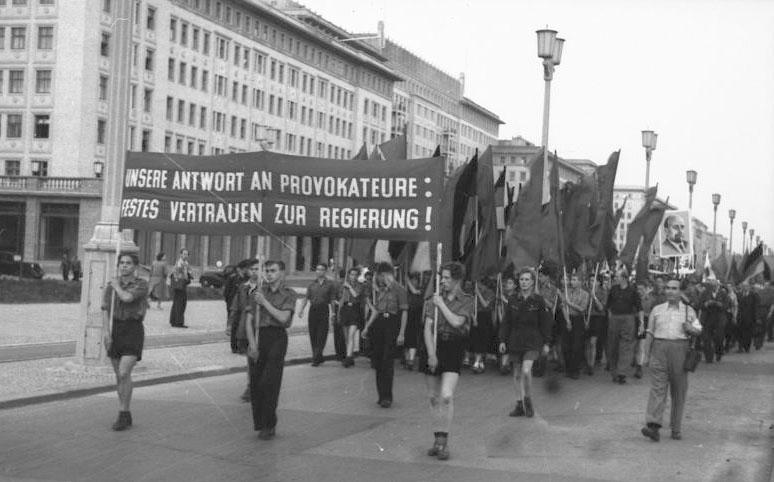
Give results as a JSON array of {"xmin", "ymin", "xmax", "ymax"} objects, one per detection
[
  {"xmin": 107, "ymin": 231, "xmax": 121, "ymax": 356},
  {"xmin": 586, "ymin": 262, "xmax": 599, "ymax": 326},
  {"xmin": 433, "ymin": 242, "xmax": 442, "ymax": 351}
]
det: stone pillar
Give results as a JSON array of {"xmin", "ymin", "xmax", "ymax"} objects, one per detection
[
  {"xmin": 288, "ymin": 236, "xmax": 297, "ymax": 272},
  {"xmin": 201, "ymin": 235, "xmax": 210, "ymax": 267},
  {"xmin": 302, "ymin": 236, "xmax": 312, "ymax": 272},
  {"xmin": 23, "ymin": 198, "xmax": 40, "ymax": 260},
  {"xmin": 320, "ymin": 237, "xmax": 330, "ymax": 267},
  {"xmin": 337, "ymin": 238, "xmax": 346, "ymax": 270},
  {"xmin": 223, "ymin": 235, "xmax": 232, "ymax": 265},
  {"xmin": 77, "ymin": 0, "xmax": 137, "ymax": 365}
]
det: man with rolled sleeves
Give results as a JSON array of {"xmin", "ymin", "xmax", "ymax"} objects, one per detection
[
  {"xmin": 361, "ymin": 262, "xmax": 408, "ymax": 408},
  {"xmin": 244, "ymin": 260, "xmax": 297, "ymax": 440},
  {"xmin": 641, "ymin": 278, "xmax": 702, "ymax": 442},
  {"xmin": 102, "ymin": 253, "xmax": 149, "ymax": 431},
  {"xmin": 298, "ymin": 264, "xmax": 337, "ymax": 366},
  {"xmin": 606, "ymin": 269, "xmax": 644, "ymax": 385}
]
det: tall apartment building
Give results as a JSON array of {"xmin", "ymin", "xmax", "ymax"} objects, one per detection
[
  {"xmin": 491, "ymin": 136, "xmax": 589, "ymax": 189},
  {"xmin": 0, "ymin": 0, "xmax": 402, "ymax": 272}
]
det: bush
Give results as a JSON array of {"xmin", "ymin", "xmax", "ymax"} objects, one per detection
[{"xmin": 0, "ymin": 278, "xmax": 224, "ymax": 304}]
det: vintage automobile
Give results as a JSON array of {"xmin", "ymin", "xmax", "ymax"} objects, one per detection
[{"xmin": 0, "ymin": 251, "xmax": 45, "ymax": 279}]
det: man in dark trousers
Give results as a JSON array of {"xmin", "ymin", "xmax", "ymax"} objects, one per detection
[
  {"xmin": 244, "ymin": 260, "xmax": 297, "ymax": 440},
  {"xmin": 228, "ymin": 259, "xmax": 262, "ymax": 402},
  {"xmin": 736, "ymin": 281, "xmax": 759, "ymax": 352},
  {"xmin": 698, "ymin": 279, "xmax": 729, "ymax": 362},
  {"xmin": 298, "ymin": 263, "xmax": 337, "ymax": 366},
  {"xmin": 361, "ymin": 262, "xmax": 408, "ymax": 408},
  {"xmin": 606, "ymin": 269, "xmax": 644, "ymax": 385},
  {"xmin": 102, "ymin": 253, "xmax": 149, "ymax": 431}
]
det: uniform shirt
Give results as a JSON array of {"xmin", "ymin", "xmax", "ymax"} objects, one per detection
[
  {"xmin": 101, "ymin": 276, "xmax": 149, "ymax": 321},
  {"xmin": 338, "ymin": 281, "xmax": 363, "ymax": 306},
  {"xmin": 590, "ymin": 285, "xmax": 608, "ymax": 315},
  {"xmin": 647, "ymin": 301, "xmax": 701, "ymax": 340},
  {"xmin": 424, "ymin": 289, "xmax": 474, "ymax": 337},
  {"xmin": 374, "ymin": 282, "xmax": 408, "ymax": 315},
  {"xmin": 606, "ymin": 284, "xmax": 642, "ymax": 315},
  {"xmin": 306, "ymin": 278, "xmax": 337, "ymax": 307},
  {"xmin": 566, "ymin": 287, "xmax": 590, "ymax": 317},
  {"xmin": 246, "ymin": 282, "xmax": 297, "ymax": 328}
]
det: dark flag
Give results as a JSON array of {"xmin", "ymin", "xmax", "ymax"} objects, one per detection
[
  {"xmin": 588, "ymin": 151, "xmax": 620, "ymax": 258},
  {"xmin": 727, "ymin": 256, "xmax": 740, "ymax": 283},
  {"xmin": 740, "ymin": 243, "xmax": 767, "ymax": 282},
  {"xmin": 345, "ymin": 144, "xmax": 377, "ymax": 265},
  {"xmin": 619, "ymin": 186, "xmax": 658, "ymax": 268},
  {"xmin": 543, "ymin": 153, "xmax": 562, "ymax": 268},
  {"xmin": 634, "ymin": 201, "xmax": 667, "ymax": 283},
  {"xmin": 469, "ymin": 148, "xmax": 501, "ymax": 280},
  {"xmin": 432, "ymin": 145, "xmax": 442, "ymax": 157},
  {"xmin": 352, "ymin": 143, "xmax": 369, "ymax": 161},
  {"xmin": 436, "ymin": 157, "xmax": 475, "ymax": 264},
  {"xmin": 451, "ymin": 151, "xmax": 478, "ymax": 261},
  {"xmin": 368, "ymin": 145, "xmax": 384, "ymax": 161},
  {"xmin": 562, "ymin": 173, "xmax": 596, "ymax": 262},
  {"xmin": 711, "ymin": 254, "xmax": 730, "ymax": 282},
  {"xmin": 379, "ymin": 135, "xmax": 408, "ymax": 161}
]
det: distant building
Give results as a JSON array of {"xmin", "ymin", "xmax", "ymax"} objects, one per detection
[
  {"xmin": 491, "ymin": 136, "xmax": 591, "ymax": 187},
  {"xmin": 612, "ymin": 186, "xmax": 676, "ymax": 258}
]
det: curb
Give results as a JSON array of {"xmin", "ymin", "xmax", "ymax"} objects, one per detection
[{"xmin": 0, "ymin": 353, "xmax": 339, "ymax": 410}]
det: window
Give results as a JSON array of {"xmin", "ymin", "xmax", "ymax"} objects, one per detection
[
  {"xmin": 190, "ymin": 66, "xmax": 197, "ymax": 88},
  {"xmin": 192, "ymin": 28, "xmax": 199, "ymax": 50},
  {"xmin": 0, "ymin": 27, "xmax": 4, "ymax": 50},
  {"xmin": 203, "ymin": 32, "xmax": 210, "ymax": 55},
  {"xmin": 100, "ymin": 32, "xmax": 109, "ymax": 56},
  {"xmin": 12, "ymin": 0, "xmax": 28, "ymax": 5},
  {"xmin": 178, "ymin": 61, "xmax": 186, "ymax": 84},
  {"xmin": 199, "ymin": 106, "xmax": 206, "ymax": 129},
  {"xmin": 130, "ymin": 84, "xmax": 136, "ymax": 108},
  {"xmin": 255, "ymin": 51, "xmax": 265, "ymax": 74},
  {"xmin": 35, "ymin": 69, "xmax": 51, "ymax": 94},
  {"xmin": 231, "ymin": 81, "xmax": 238, "ymax": 101},
  {"xmin": 276, "ymin": 97, "xmax": 283, "ymax": 117},
  {"xmin": 145, "ymin": 48, "xmax": 154, "ymax": 71},
  {"xmin": 141, "ymin": 129, "xmax": 151, "ymax": 151},
  {"xmin": 31, "ymin": 160, "xmax": 48, "ymax": 177},
  {"xmin": 169, "ymin": 18, "xmax": 177, "ymax": 42},
  {"xmin": 240, "ymin": 118, "xmax": 245, "ymax": 139},
  {"xmin": 216, "ymin": 36, "xmax": 227, "ymax": 59},
  {"xmin": 229, "ymin": 115, "xmax": 236, "ymax": 137},
  {"xmin": 177, "ymin": 100, "xmax": 184, "ymax": 122},
  {"xmin": 270, "ymin": 59, "xmax": 276, "ymax": 80},
  {"xmin": 164, "ymin": 134, "xmax": 171, "ymax": 152},
  {"xmin": 143, "ymin": 88, "xmax": 152, "ymax": 113},
  {"xmin": 4, "ymin": 160, "xmax": 20, "ymax": 176},
  {"xmin": 37, "ymin": 26, "xmax": 53, "ymax": 49},
  {"xmin": 167, "ymin": 58, "xmax": 175, "ymax": 81},
  {"xmin": 33, "ymin": 114, "xmax": 50, "ymax": 138},
  {"xmin": 201, "ymin": 70, "xmax": 208, "ymax": 92},
  {"xmin": 188, "ymin": 103, "xmax": 196, "ymax": 126},
  {"xmin": 11, "ymin": 27, "xmax": 26, "ymax": 50},
  {"xmin": 278, "ymin": 64, "xmax": 284, "ymax": 83},
  {"xmin": 166, "ymin": 96, "xmax": 173, "ymax": 120},
  {"xmin": 102, "ymin": 0, "xmax": 110, "ymax": 13},
  {"xmin": 9, "ymin": 70, "xmax": 23, "ymax": 94},
  {"xmin": 180, "ymin": 22, "xmax": 188, "ymax": 46},
  {"xmin": 241, "ymin": 84, "xmax": 247, "ymax": 105},
  {"xmin": 146, "ymin": 6, "xmax": 156, "ymax": 30},
  {"xmin": 98, "ymin": 75, "xmax": 108, "ymax": 100},
  {"xmin": 96, "ymin": 119, "xmax": 106, "ymax": 144},
  {"xmin": 233, "ymin": 44, "xmax": 240, "ymax": 66}
]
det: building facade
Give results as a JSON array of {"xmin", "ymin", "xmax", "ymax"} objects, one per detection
[
  {"xmin": 0, "ymin": 0, "xmax": 501, "ymax": 274},
  {"xmin": 491, "ymin": 136, "xmax": 588, "ymax": 189}
]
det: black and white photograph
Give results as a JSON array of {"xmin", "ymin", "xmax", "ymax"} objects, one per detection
[{"xmin": 0, "ymin": 0, "xmax": 772, "ymax": 481}]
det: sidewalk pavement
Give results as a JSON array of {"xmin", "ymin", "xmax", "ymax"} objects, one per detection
[{"xmin": 1, "ymin": 344, "xmax": 773, "ymax": 481}]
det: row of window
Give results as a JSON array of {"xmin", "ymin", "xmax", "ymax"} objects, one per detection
[
  {"xmin": 0, "ymin": 0, "xmax": 55, "ymax": 7},
  {"xmin": 3, "ymin": 158, "xmax": 48, "ymax": 177},
  {"xmin": 0, "ymin": 68, "xmax": 51, "ymax": 94},
  {"xmin": 0, "ymin": 112, "xmax": 49, "ymax": 138},
  {"xmin": 0, "ymin": 25, "xmax": 53, "ymax": 50},
  {"xmin": 363, "ymin": 98, "xmax": 388, "ymax": 122}
]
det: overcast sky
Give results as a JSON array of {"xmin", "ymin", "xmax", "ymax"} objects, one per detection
[{"xmin": 303, "ymin": 0, "xmax": 774, "ymax": 253}]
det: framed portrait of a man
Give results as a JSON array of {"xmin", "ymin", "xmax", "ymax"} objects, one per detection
[{"xmin": 658, "ymin": 210, "xmax": 692, "ymax": 259}]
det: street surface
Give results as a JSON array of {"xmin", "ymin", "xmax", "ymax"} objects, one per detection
[{"xmin": 1, "ymin": 343, "xmax": 772, "ymax": 481}]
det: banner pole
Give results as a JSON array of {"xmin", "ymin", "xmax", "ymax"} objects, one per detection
[
  {"xmin": 433, "ymin": 242, "xmax": 442, "ymax": 351},
  {"xmin": 586, "ymin": 262, "xmax": 599, "ymax": 326},
  {"xmin": 107, "ymin": 231, "xmax": 121, "ymax": 357}
]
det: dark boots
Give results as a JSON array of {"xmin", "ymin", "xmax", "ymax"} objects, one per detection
[
  {"xmin": 641, "ymin": 422, "xmax": 660, "ymax": 442},
  {"xmin": 509, "ymin": 400, "xmax": 525, "ymax": 417},
  {"xmin": 111, "ymin": 411, "xmax": 132, "ymax": 431},
  {"xmin": 524, "ymin": 397, "xmax": 534, "ymax": 418},
  {"xmin": 427, "ymin": 432, "xmax": 449, "ymax": 460},
  {"xmin": 509, "ymin": 398, "xmax": 534, "ymax": 418}
]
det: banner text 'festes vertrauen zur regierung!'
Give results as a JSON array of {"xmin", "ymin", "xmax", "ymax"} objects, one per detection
[{"xmin": 119, "ymin": 151, "xmax": 445, "ymax": 242}]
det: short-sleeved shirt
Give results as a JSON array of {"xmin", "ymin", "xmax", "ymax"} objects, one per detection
[
  {"xmin": 374, "ymin": 282, "xmax": 408, "ymax": 315},
  {"xmin": 306, "ymin": 279, "xmax": 337, "ymax": 307},
  {"xmin": 566, "ymin": 287, "xmax": 590, "ymax": 317},
  {"xmin": 247, "ymin": 282, "xmax": 298, "ymax": 328},
  {"xmin": 101, "ymin": 276, "xmax": 149, "ymax": 321},
  {"xmin": 647, "ymin": 302, "xmax": 700, "ymax": 339},
  {"xmin": 606, "ymin": 284, "xmax": 642, "ymax": 315},
  {"xmin": 338, "ymin": 281, "xmax": 363, "ymax": 305},
  {"xmin": 590, "ymin": 285, "xmax": 608, "ymax": 315},
  {"xmin": 424, "ymin": 289, "xmax": 475, "ymax": 337}
]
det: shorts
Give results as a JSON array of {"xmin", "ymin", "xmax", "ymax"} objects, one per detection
[
  {"xmin": 509, "ymin": 350, "xmax": 539, "ymax": 364},
  {"xmin": 108, "ymin": 319, "xmax": 145, "ymax": 361},
  {"xmin": 586, "ymin": 314, "xmax": 606, "ymax": 339},
  {"xmin": 425, "ymin": 333, "xmax": 465, "ymax": 376},
  {"xmin": 339, "ymin": 303, "xmax": 363, "ymax": 327}
]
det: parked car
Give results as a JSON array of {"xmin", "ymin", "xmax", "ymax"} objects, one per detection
[
  {"xmin": 0, "ymin": 251, "xmax": 45, "ymax": 279},
  {"xmin": 199, "ymin": 264, "xmax": 236, "ymax": 288}
]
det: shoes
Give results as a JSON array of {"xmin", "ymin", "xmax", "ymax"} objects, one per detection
[
  {"xmin": 671, "ymin": 431, "xmax": 682, "ymax": 440},
  {"xmin": 436, "ymin": 442, "xmax": 450, "ymax": 461},
  {"xmin": 378, "ymin": 399, "xmax": 392, "ymax": 408},
  {"xmin": 471, "ymin": 361, "xmax": 485, "ymax": 374},
  {"xmin": 258, "ymin": 427, "xmax": 276, "ymax": 440},
  {"xmin": 641, "ymin": 424, "xmax": 660, "ymax": 442},
  {"xmin": 499, "ymin": 363, "xmax": 512, "ymax": 376},
  {"xmin": 311, "ymin": 359, "xmax": 322, "ymax": 367},
  {"xmin": 342, "ymin": 357, "xmax": 355, "ymax": 368},
  {"xmin": 111, "ymin": 411, "xmax": 132, "ymax": 431},
  {"xmin": 585, "ymin": 365, "xmax": 594, "ymax": 376},
  {"xmin": 524, "ymin": 397, "xmax": 534, "ymax": 418},
  {"xmin": 240, "ymin": 388, "xmax": 250, "ymax": 403},
  {"xmin": 715, "ymin": 353, "xmax": 722, "ymax": 362},
  {"xmin": 509, "ymin": 400, "xmax": 525, "ymax": 417},
  {"xmin": 613, "ymin": 375, "xmax": 626, "ymax": 384},
  {"xmin": 427, "ymin": 433, "xmax": 449, "ymax": 460},
  {"xmin": 634, "ymin": 366, "xmax": 643, "ymax": 379}
]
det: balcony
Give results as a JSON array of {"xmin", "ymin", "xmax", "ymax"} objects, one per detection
[{"xmin": 0, "ymin": 176, "xmax": 102, "ymax": 197}]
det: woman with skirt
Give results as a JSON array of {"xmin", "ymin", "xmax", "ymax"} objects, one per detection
[
  {"xmin": 148, "ymin": 252, "xmax": 169, "ymax": 310},
  {"xmin": 339, "ymin": 267, "xmax": 364, "ymax": 367},
  {"xmin": 169, "ymin": 248, "xmax": 191, "ymax": 328}
]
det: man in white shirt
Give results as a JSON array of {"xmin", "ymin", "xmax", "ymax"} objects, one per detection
[{"xmin": 641, "ymin": 278, "xmax": 702, "ymax": 442}]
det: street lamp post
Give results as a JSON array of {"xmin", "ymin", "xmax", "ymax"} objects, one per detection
[
  {"xmin": 536, "ymin": 28, "xmax": 564, "ymax": 204},
  {"xmin": 756, "ymin": 235, "xmax": 760, "ymax": 248},
  {"xmin": 742, "ymin": 221, "xmax": 748, "ymax": 252},
  {"xmin": 711, "ymin": 193, "xmax": 721, "ymax": 258},
  {"xmin": 728, "ymin": 209, "xmax": 736, "ymax": 256},
  {"xmin": 749, "ymin": 229, "xmax": 755, "ymax": 252},
  {"xmin": 686, "ymin": 170, "xmax": 697, "ymax": 210},
  {"xmin": 642, "ymin": 130, "xmax": 657, "ymax": 190}
]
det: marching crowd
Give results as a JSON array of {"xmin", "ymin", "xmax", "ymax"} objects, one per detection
[{"xmin": 100, "ymin": 252, "xmax": 774, "ymax": 459}]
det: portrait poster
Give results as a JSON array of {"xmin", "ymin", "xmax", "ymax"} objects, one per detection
[{"xmin": 658, "ymin": 209, "xmax": 693, "ymax": 259}]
